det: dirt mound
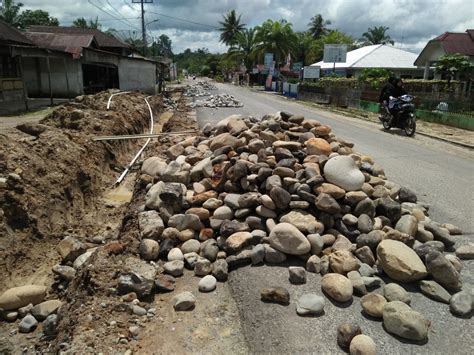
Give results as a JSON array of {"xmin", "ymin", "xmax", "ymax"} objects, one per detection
[{"xmin": 0, "ymin": 91, "xmax": 163, "ymax": 291}]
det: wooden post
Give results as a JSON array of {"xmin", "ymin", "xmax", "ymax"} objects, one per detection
[
  {"xmin": 63, "ymin": 58, "xmax": 70, "ymax": 100},
  {"xmin": 46, "ymin": 55, "xmax": 53, "ymax": 105},
  {"xmin": 17, "ymin": 56, "xmax": 29, "ymax": 111}
]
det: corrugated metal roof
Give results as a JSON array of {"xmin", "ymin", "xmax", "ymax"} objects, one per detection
[
  {"xmin": 311, "ymin": 44, "xmax": 419, "ymax": 69},
  {"xmin": 24, "ymin": 32, "xmax": 98, "ymax": 59},
  {"xmin": 27, "ymin": 26, "xmax": 130, "ymax": 49},
  {"xmin": 0, "ymin": 19, "xmax": 35, "ymax": 46}
]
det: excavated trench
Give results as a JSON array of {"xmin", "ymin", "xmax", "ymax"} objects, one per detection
[{"xmin": 0, "ymin": 89, "xmax": 191, "ymax": 353}]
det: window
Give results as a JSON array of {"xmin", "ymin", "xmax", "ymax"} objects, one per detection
[{"xmin": 0, "ymin": 55, "xmax": 19, "ymax": 78}]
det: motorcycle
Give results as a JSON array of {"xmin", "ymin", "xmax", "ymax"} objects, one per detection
[{"xmin": 379, "ymin": 94, "xmax": 416, "ymax": 136}]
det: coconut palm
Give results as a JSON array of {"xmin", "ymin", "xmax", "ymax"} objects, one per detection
[
  {"xmin": 254, "ymin": 19, "xmax": 297, "ymax": 66},
  {"xmin": 218, "ymin": 9, "xmax": 246, "ymax": 47},
  {"xmin": 295, "ymin": 31, "xmax": 314, "ymax": 65},
  {"xmin": 307, "ymin": 14, "xmax": 331, "ymax": 39},
  {"xmin": 361, "ymin": 26, "xmax": 394, "ymax": 45},
  {"xmin": 228, "ymin": 27, "xmax": 258, "ymax": 71}
]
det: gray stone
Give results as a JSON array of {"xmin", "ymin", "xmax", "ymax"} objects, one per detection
[
  {"xmin": 455, "ymin": 244, "xmax": 474, "ymax": 260},
  {"xmin": 321, "ymin": 273, "xmax": 353, "ymax": 302},
  {"xmin": 315, "ymin": 193, "xmax": 341, "ymax": 214},
  {"xmin": 213, "ymin": 206, "xmax": 234, "ymax": 220},
  {"xmin": 355, "ymin": 246, "xmax": 375, "ymax": 266},
  {"xmin": 198, "ymin": 275, "xmax": 217, "ymax": 292},
  {"xmin": 43, "ymin": 314, "xmax": 58, "ymax": 336},
  {"xmin": 306, "ymin": 255, "xmax": 321, "ymax": 273},
  {"xmin": 354, "ymin": 198, "xmax": 376, "ymax": 218},
  {"xmin": 358, "ymin": 263, "xmax": 375, "ymax": 277},
  {"xmin": 251, "ymin": 244, "xmax": 265, "ymax": 265},
  {"xmin": 261, "ymin": 287, "xmax": 290, "ymax": 304},
  {"xmin": 347, "ymin": 271, "xmax": 367, "ymax": 295},
  {"xmin": 395, "ymin": 215, "xmax": 418, "ymax": 236},
  {"xmin": 224, "ymin": 193, "xmax": 241, "ymax": 209},
  {"xmin": 419, "ymin": 280, "xmax": 451, "ymax": 303},
  {"xmin": 296, "ymin": 294, "xmax": 325, "ymax": 316},
  {"xmin": 307, "ymin": 234, "xmax": 324, "ymax": 255},
  {"xmin": 0, "ymin": 285, "xmax": 47, "ymax": 311},
  {"xmin": 342, "ymin": 214, "xmax": 358, "ymax": 226},
  {"xmin": 425, "ymin": 251, "xmax": 462, "ymax": 291},
  {"xmin": 357, "ymin": 214, "xmax": 373, "ymax": 233},
  {"xmin": 269, "ymin": 186, "xmax": 291, "ymax": 209},
  {"xmin": 449, "ymin": 291, "xmax": 472, "ymax": 316},
  {"xmin": 212, "ymin": 259, "xmax": 228, "ymax": 281},
  {"xmin": 268, "ymin": 223, "xmax": 311, "ymax": 255},
  {"xmin": 181, "ymin": 239, "xmax": 201, "ymax": 254},
  {"xmin": 18, "ymin": 314, "xmax": 38, "ymax": 333},
  {"xmin": 382, "ymin": 301, "xmax": 430, "ymax": 341},
  {"xmin": 225, "ymin": 232, "xmax": 253, "ymax": 254},
  {"xmin": 423, "ymin": 222, "xmax": 456, "ymax": 247},
  {"xmin": 375, "ymin": 197, "xmax": 401, "ymax": 223},
  {"xmin": 132, "ymin": 305, "xmax": 147, "ymax": 316},
  {"xmin": 264, "ymin": 244, "xmax": 287, "ymax": 263},
  {"xmin": 376, "ymin": 240, "xmax": 427, "ymax": 282},
  {"xmin": 280, "ymin": 210, "xmax": 323, "ymax": 234},
  {"xmin": 203, "ymin": 198, "xmax": 223, "ymax": 209},
  {"xmin": 172, "ymin": 291, "xmax": 196, "ymax": 311},
  {"xmin": 57, "ymin": 236, "xmax": 86, "ymax": 263},
  {"xmin": 168, "ymin": 248, "xmax": 184, "ymax": 261},
  {"xmin": 118, "ymin": 262, "xmax": 155, "ymax": 299},
  {"xmin": 139, "ymin": 239, "xmax": 160, "ymax": 260},
  {"xmin": 52, "ymin": 264, "xmax": 76, "ymax": 282},
  {"xmin": 194, "ymin": 258, "xmax": 212, "ymax": 276},
  {"xmin": 361, "ymin": 293, "xmax": 387, "ymax": 318},
  {"xmin": 163, "ymin": 260, "xmax": 184, "ymax": 277},
  {"xmin": 200, "ymin": 239, "xmax": 219, "ymax": 262},
  {"xmin": 337, "ymin": 323, "xmax": 362, "ymax": 351},
  {"xmin": 289, "ymin": 266, "xmax": 307, "ymax": 284},
  {"xmin": 383, "ymin": 283, "xmax": 411, "ymax": 304},
  {"xmin": 17, "ymin": 304, "xmax": 33, "ymax": 318},
  {"xmin": 362, "ymin": 276, "xmax": 383, "ymax": 288},
  {"xmin": 323, "ymin": 155, "xmax": 365, "ymax": 191},
  {"xmin": 73, "ymin": 249, "xmax": 94, "ymax": 269},
  {"xmin": 31, "ymin": 300, "xmax": 62, "ymax": 321},
  {"xmin": 155, "ymin": 274, "xmax": 175, "ymax": 292},
  {"xmin": 168, "ymin": 214, "xmax": 201, "ymax": 231},
  {"xmin": 220, "ymin": 220, "xmax": 250, "ymax": 238},
  {"xmin": 349, "ymin": 335, "xmax": 376, "ymax": 355}
]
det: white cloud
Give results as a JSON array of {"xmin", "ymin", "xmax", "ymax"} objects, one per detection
[{"xmin": 19, "ymin": 0, "xmax": 474, "ymax": 54}]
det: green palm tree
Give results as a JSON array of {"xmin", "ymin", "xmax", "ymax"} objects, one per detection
[
  {"xmin": 228, "ymin": 27, "xmax": 257, "ymax": 71},
  {"xmin": 295, "ymin": 31, "xmax": 314, "ymax": 65},
  {"xmin": 218, "ymin": 9, "xmax": 246, "ymax": 47},
  {"xmin": 254, "ymin": 19, "xmax": 297, "ymax": 67},
  {"xmin": 307, "ymin": 14, "xmax": 331, "ymax": 39},
  {"xmin": 361, "ymin": 26, "xmax": 394, "ymax": 45}
]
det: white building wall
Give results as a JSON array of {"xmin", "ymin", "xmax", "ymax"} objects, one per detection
[{"xmin": 118, "ymin": 59, "xmax": 157, "ymax": 94}]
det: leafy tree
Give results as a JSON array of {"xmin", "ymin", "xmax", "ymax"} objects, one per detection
[
  {"xmin": 0, "ymin": 0, "xmax": 24, "ymax": 27},
  {"xmin": 307, "ymin": 14, "xmax": 331, "ymax": 39},
  {"xmin": 228, "ymin": 27, "xmax": 257, "ymax": 71},
  {"xmin": 18, "ymin": 9, "xmax": 59, "ymax": 29},
  {"xmin": 360, "ymin": 26, "xmax": 394, "ymax": 45},
  {"xmin": 73, "ymin": 16, "xmax": 101, "ymax": 30},
  {"xmin": 254, "ymin": 19, "xmax": 297, "ymax": 66},
  {"xmin": 435, "ymin": 53, "xmax": 473, "ymax": 82},
  {"xmin": 150, "ymin": 34, "xmax": 173, "ymax": 57},
  {"xmin": 307, "ymin": 30, "xmax": 355, "ymax": 63},
  {"xmin": 218, "ymin": 9, "xmax": 245, "ymax": 47},
  {"xmin": 294, "ymin": 31, "xmax": 314, "ymax": 65}
]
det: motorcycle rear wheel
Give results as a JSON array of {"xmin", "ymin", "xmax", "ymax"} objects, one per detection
[{"xmin": 404, "ymin": 116, "xmax": 416, "ymax": 136}]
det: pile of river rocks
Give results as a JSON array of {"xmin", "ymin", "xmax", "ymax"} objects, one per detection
[
  {"xmin": 187, "ymin": 93, "xmax": 243, "ymax": 108},
  {"xmin": 135, "ymin": 111, "xmax": 472, "ymax": 345},
  {"xmin": 183, "ymin": 81, "xmax": 217, "ymax": 97}
]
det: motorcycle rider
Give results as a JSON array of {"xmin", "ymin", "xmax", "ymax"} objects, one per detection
[{"xmin": 379, "ymin": 77, "xmax": 407, "ymax": 118}]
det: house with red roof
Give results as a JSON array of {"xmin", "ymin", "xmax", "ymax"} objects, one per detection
[{"xmin": 414, "ymin": 29, "xmax": 474, "ymax": 79}]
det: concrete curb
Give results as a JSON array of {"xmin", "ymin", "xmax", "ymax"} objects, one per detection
[{"xmin": 415, "ymin": 131, "xmax": 474, "ymax": 150}]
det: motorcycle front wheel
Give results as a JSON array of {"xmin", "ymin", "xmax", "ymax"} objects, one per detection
[
  {"xmin": 404, "ymin": 116, "xmax": 416, "ymax": 136},
  {"xmin": 382, "ymin": 119, "xmax": 391, "ymax": 130}
]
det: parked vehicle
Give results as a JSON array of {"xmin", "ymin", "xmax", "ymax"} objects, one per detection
[{"xmin": 379, "ymin": 94, "xmax": 416, "ymax": 136}]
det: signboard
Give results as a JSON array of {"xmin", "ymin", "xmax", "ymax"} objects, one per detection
[
  {"xmin": 264, "ymin": 53, "xmax": 273, "ymax": 70},
  {"xmin": 303, "ymin": 66, "xmax": 320, "ymax": 79},
  {"xmin": 292, "ymin": 62, "xmax": 303, "ymax": 72},
  {"xmin": 323, "ymin": 44, "xmax": 347, "ymax": 63},
  {"xmin": 252, "ymin": 68, "xmax": 259, "ymax": 74},
  {"xmin": 265, "ymin": 61, "xmax": 275, "ymax": 89}
]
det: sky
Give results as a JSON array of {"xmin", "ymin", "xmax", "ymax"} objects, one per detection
[{"xmin": 20, "ymin": 0, "xmax": 474, "ymax": 54}]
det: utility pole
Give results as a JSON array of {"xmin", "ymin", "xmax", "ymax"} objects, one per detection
[{"xmin": 132, "ymin": 0, "xmax": 153, "ymax": 55}]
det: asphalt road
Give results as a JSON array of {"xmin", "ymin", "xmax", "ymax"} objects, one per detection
[{"xmin": 194, "ymin": 83, "xmax": 474, "ymax": 354}]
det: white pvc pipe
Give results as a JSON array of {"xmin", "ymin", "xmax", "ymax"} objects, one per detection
[
  {"xmin": 114, "ymin": 96, "xmax": 154, "ymax": 185},
  {"xmin": 107, "ymin": 91, "xmax": 131, "ymax": 110}
]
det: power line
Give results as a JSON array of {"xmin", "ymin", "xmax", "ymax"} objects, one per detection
[
  {"xmin": 147, "ymin": 11, "xmax": 218, "ymax": 29},
  {"xmin": 60, "ymin": 17, "xmax": 139, "ymax": 25},
  {"xmin": 87, "ymin": 0, "xmax": 140, "ymax": 30},
  {"xmin": 103, "ymin": 0, "xmax": 138, "ymax": 29}
]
